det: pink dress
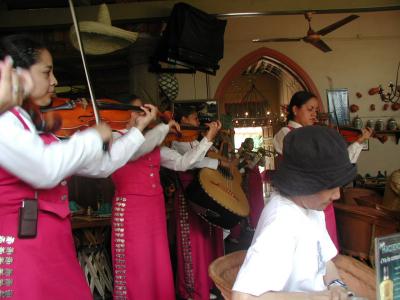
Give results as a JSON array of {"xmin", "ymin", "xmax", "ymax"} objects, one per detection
[
  {"xmin": 0, "ymin": 109, "xmax": 91, "ymax": 300},
  {"xmin": 111, "ymin": 148, "xmax": 175, "ymax": 300},
  {"xmin": 175, "ymin": 171, "xmax": 224, "ymax": 300},
  {"xmin": 246, "ymin": 167, "xmax": 264, "ymax": 229},
  {"xmin": 230, "ymin": 166, "xmax": 264, "ymax": 239}
]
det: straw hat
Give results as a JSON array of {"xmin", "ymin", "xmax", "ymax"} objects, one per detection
[{"xmin": 69, "ymin": 3, "xmax": 138, "ymax": 55}]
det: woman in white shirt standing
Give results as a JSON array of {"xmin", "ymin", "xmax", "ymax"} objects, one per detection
[{"xmin": 272, "ymin": 91, "xmax": 372, "ymax": 249}]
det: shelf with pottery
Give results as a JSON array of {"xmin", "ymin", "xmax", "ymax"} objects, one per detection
[{"xmin": 374, "ymin": 130, "xmax": 400, "ymax": 144}]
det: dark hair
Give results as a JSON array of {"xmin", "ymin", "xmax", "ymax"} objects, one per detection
[
  {"xmin": 173, "ymin": 106, "xmax": 197, "ymax": 123},
  {"xmin": 243, "ymin": 138, "xmax": 254, "ymax": 149},
  {"xmin": 0, "ymin": 34, "xmax": 46, "ymax": 69},
  {"xmin": 287, "ymin": 91, "xmax": 316, "ymax": 121}
]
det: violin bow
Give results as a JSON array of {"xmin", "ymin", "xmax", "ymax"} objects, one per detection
[{"xmin": 68, "ymin": 0, "xmax": 101, "ymax": 125}]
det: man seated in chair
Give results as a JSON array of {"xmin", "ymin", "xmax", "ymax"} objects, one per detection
[{"xmin": 232, "ymin": 126, "xmax": 355, "ymax": 300}]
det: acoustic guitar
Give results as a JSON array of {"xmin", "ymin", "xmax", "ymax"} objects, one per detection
[{"xmin": 185, "ymin": 142, "xmax": 250, "ymax": 229}]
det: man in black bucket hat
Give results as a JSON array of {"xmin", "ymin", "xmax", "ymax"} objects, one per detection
[{"xmin": 232, "ymin": 126, "xmax": 355, "ymax": 299}]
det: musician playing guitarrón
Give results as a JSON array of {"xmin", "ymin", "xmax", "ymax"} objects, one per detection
[
  {"xmin": 171, "ymin": 106, "xmax": 228, "ymax": 300},
  {"xmin": 229, "ymin": 138, "xmax": 266, "ymax": 243}
]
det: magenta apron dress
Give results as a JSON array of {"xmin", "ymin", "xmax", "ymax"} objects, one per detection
[
  {"xmin": 0, "ymin": 109, "xmax": 92, "ymax": 299},
  {"xmin": 229, "ymin": 166, "xmax": 264, "ymax": 239},
  {"xmin": 175, "ymin": 171, "xmax": 224, "ymax": 300},
  {"xmin": 111, "ymin": 147, "xmax": 175, "ymax": 300}
]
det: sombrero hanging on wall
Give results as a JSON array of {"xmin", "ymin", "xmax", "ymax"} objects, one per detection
[{"xmin": 69, "ymin": 3, "xmax": 138, "ymax": 55}]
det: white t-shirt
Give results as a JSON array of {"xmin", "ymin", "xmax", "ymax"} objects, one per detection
[{"xmin": 232, "ymin": 192, "xmax": 337, "ymax": 296}]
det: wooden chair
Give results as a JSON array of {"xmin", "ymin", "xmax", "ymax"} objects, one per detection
[
  {"xmin": 334, "ymin": 202, "xmax": 399, "ymax": 263},
  {"xmin": 209, "ymin": 250, "xmax": 376, "ymax": 300},
  {"xmin": 341, "ymin": 187, "xmax": 382, "ymax": 206}
]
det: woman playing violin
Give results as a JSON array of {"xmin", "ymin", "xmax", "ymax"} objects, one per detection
[
  {"xmin": 273, "ymin": 91, "xmax": 372, "ymax": 163},
  {"xmin": 0, "ymin": 34, "xmax": 155, "ymax": 300},
  {"xmin": 110, "ymin": 96, "xmax": 223, "ymax": 300},
  {"xmin": 272, "ymin": 91, "xmax": 373, "ymax": 250}
]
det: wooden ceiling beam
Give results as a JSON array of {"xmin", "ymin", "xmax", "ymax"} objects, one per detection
[{"xmin": 0, "ymin": 0, "xmax": 399, "ymax": 30}]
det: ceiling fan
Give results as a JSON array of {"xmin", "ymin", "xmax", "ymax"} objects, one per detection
[{"xmin": 252, "ymin": 12, "xmax": 359, "ymax": 52}]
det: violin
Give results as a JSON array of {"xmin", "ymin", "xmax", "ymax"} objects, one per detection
[
  {"xmin": 337, "ymin": 126, "xmax": 363, "ymax": 143},
  {"xmin": 163, "ymin": 124, "xmax": 208, "ymax": 145},
  {"xmin": 32, "ymin": 97, "xmax": 142, "ymax": 138}
]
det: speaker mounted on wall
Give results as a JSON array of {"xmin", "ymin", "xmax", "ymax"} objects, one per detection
[{"xmin": 151, "ymin": 2, "xmax": 227, "ymax": 75}]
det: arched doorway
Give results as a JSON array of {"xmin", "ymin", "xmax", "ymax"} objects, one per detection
[
  {"xmin": 215, "ymin": 48, "xmax": 322, "ymax": 198},
  {"xmin": 214, "ymin": 47, "xmax": 321, "ymax": 106}
]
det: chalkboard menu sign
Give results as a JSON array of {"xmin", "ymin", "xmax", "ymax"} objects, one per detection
[{"xmin": 375, "ymin": 232, "xmax": 400, "ymax": 300}]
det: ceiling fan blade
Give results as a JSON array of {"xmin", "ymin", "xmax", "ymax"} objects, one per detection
[
  {"xmin": 317, "ymin": 15, "xmax": 359, "ymax": 36},
  {"xmin": 309, "ymin": 39, "xmax": 332, "ymax": 52},
  {"xmin": 252, "ymin": 37, "xmax": 302, "ymax": 43}
]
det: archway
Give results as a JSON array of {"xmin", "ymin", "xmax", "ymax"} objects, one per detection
[{"xmin": 214, "ymin": 47, "xmax": 322, "ymax": 111}]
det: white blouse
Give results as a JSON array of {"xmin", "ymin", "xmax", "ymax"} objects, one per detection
[
  {"xmin": 0, "ymin": 107, "xmax": 145, "ymax": 188},
  {"xmin": 115, "ymin": 123, "xmax": 218, "ymax": 171},
  {"xmin": 273, "ymin": 120, "xmax": 363, "ymax": 163},
  {"xmin": 171, "ymin": 138, "xmax": 219, "ymax": 170}
]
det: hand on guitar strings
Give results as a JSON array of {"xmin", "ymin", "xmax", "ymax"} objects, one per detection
[{"xmin": 218, "ymin": 157, "xmax": 231, "ymax": 168}]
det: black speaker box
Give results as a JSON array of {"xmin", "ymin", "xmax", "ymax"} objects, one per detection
[{"xmin": 155, "ymin": 2, "xmax": 227, "ymax": 73}]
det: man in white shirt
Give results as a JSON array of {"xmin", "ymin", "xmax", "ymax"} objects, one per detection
[{"xmin": 232, "ymin": 126, "xmax": 356, "ymax": 300}]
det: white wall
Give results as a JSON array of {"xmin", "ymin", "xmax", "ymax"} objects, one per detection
[{"xmin": 177, "ymin": 11, "xmax": 400, "ymax": 176}]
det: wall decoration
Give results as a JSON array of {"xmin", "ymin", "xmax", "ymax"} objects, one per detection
[
  {"xmin": 349, "ymin": 104, "xmax": 359, "ymax": 113},
  {"xmin": 368, "ymin": 87, "xmax": 380, "ymax": 95},
  {"xmin": 326, "ymin": 89, "xmax": 350, "ymax": 126},
  {"xmin": 158, "ymin": 73, "xmax": 179, "ymax": 101}
]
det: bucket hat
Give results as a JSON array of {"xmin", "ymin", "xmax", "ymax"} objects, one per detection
[{"xmin": 272, "ymin": 126, "xmax": 357, "ymax": 196}]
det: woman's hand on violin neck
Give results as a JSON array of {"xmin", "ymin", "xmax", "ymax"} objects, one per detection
[
  {"xmin": 357, "ymin": 127, "xmax": 373, "ymax": 144},
  {"xmin": 134, "ymin": 104, "xmax": 157, "ymax": 132},
  {"xmin": 94, "ymin": 122, "xmax": 113, "ymax": 142},
  {"xmin": 205, "ymin": 120, "xmax": 222, "ymax": 141},
  {"xmin": 168, "ymin": 120, "xmax": 181, "ymax": 133}
]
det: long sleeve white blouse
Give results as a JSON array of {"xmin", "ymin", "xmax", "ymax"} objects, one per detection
[
  {"xmin": 171, "ymin": 137, "xmax": 219, "ymax": 170},
  {"xmin": 0, "ymin": 107, "xmax": 145, "ymax": 187},
  {"xmin": 114, "ymin": 123, "xmax": 218, "ymax": 171},
  {"xmin": 272, "ymin": 120, "xmax": 363, "ymax": 163},
  {"xmin": 0, "ymin": 107, "xmax": 103, "ymax": 188}
]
